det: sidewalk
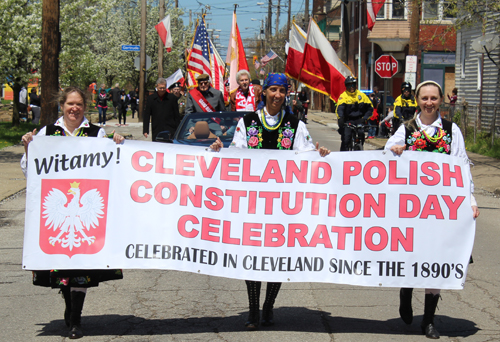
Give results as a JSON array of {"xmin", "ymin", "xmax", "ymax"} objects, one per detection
[{"xmin": 1, "ymin": 114, "xmax": 499, "ymax": 201}]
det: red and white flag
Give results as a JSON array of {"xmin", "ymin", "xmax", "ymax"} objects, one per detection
[
  {"xmin": 210, "ymin": 39, "xmax": 225, "ymax": 93},
  {"xmin": 367, "ymin": 0, "xmax": 386, "ymax": 30},
  {"xmin": 166, "ymin": 69, "xmax": 185, "ymax": 89},
  {"xmin": 299, "ymin": 19, "xmax": 352, "ymax": 102},
  {"xmin": 155, "ymin": 14, "xmax": 172, "ymax": 52},
  {"xmin": 226, "ymin": 11, "xmax": 249, "ymax": 94},
  {"xmin": 284, "ymin": 22, "xmax": 307, "ymax": 80}
]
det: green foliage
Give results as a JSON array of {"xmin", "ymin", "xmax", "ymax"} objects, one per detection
[
  {"xmin": 464, "ymin": 128, "xmax": 500, "ymax": 159},
  {"xmin": 0, "ymin": 122, "xmax": 40, "ymax": 149},
  {"xmin": 446, "ymin": 0, "xmax": 500, "ymax": 33}
]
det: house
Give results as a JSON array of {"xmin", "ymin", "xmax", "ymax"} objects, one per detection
[{"xmin": 454, "ymin": 13, "xmax": 500, "ymax": 132}]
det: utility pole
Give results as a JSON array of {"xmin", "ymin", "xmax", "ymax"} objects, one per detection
[
  {"xmin": 267, "ymin": 0, "xmax": 273, "ymax": 37},
  {"xmin": 158, "ymin": 0, "xmax": 165, "ymax": 78},
  {"xmin": 175, "ymin": 0, "xmax": 178, "ymax": 8},
  {"xmin": 287, "ymin": 0, "xmax": 291, "ymax": 41},
  {"xmin": 41, "ymin": 0, "xmax": 60, "ymax": 126},
  {"xmin": 305, "ymin": 0, "xmax": 309, "ymax": 26},
  {"xmin": 408, "ymin": 0, "xmax": 420, "ymax": 55},
  {"xmin": 139, "ymin": 0, "xmax": 147, "ymax": 122},
  {"xmin": 276, "ymin": 0, "xmax": 280, "ymax": 36}
]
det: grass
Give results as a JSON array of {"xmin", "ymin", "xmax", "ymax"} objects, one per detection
[
  {"xmin": 0, "ymin": 122, "xmax": 40, "ymax": 149},
  {"xmin": 464, "ymin": 128, "xmax": 500, "ymax": 159},
  {"xmin": 1, "ymin": 100, "xmax": 12, "ymax": 105}
]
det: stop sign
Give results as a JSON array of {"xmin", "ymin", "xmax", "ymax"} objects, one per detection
[{"xmin": 375, "ymin": 55, "xmax": 398, "ymax": 78}]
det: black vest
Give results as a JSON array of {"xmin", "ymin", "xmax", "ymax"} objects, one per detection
[
  {"xmin": 45, "ymin": 123, "xmax": 101, "ymax": 137},
  {"xmin": 404, "ymin": 118, "xmax": 453, "ymax": 154},
  {"xmin": 243, "ymin": 111, "xmax": 300, "ymax": 150}
]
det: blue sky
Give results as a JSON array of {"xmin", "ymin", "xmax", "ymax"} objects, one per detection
[{"xmin": 179, "ymin": 0, "xmax": 310, "ymax": 60}]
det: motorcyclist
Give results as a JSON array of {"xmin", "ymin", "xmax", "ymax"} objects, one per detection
[
  {"xmin": 336, "ymin": 76, "xmax": 373, "ymax": 151},
  {"xmin": 392, "ymin": 81, "xmax": 418, "ymax": 133}
]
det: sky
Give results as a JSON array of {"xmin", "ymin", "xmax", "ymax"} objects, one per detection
[{"xmin": 178, "ymin": 0, "xmax": 310, "ymax": 60}]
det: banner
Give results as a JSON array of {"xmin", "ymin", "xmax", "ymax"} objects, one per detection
[{"xmin": 23, "ymin": 137, "xmax": 476, "ymax": 289}]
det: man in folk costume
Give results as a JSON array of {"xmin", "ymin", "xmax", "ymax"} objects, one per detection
[
  {"xmin": 230, "ymin": 70, "xmax": 262, "ymax": 111},
  {"xmin": 185, "ymin": 74, "xmax": 225, "ymax": 114}
]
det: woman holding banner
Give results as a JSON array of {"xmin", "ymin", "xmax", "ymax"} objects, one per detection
[
  {"xmin": 385, "ymin": 80, "xmax": 479, "ymax": 339},
  {"xmin": 210, "ymin": 73, "xmax": 330, "ymax": 330},
  {"xmin": 21, "ymin": 87, "xmax": 124, "ymax": 340}
]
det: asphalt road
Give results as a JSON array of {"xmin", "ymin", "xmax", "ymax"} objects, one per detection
[{"xmin": 1, "ymin": 120, "xmax": 499, "ymax": 341}]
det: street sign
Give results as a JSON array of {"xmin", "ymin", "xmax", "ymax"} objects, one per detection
[
  {"xmin": 404, "ymin": 72, "xmax": 417, "ymax": 89},
  {"xmin": 405, "ymin": 55, "xmax": 418, "ymax": 73},
  {"xmin": 122, "ymin": 45, "xmax": 140, "ymax": 51},
  {"xmin": 134, "ymin": 55, "xmax": 152, "ymax": 71},
  {"xmin": 375, "ymin": 55, "xmax": 398, "ymax": 78}
]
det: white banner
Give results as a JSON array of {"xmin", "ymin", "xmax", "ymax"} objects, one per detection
[{"xmin": 23, "ymin": 137, "xmax": 476, "ymax": 289}]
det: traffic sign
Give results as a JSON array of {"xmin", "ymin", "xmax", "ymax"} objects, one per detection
[
  {"xmin": 375, "ymin": 55, "xmax": 398, "ymax": 78},
  {"xmin": 122, "ymin": 45, "xmax": 140, "ymax": 52},
  {"xmin": 134, "ymin": 55, "xmax": 152, "ymax": 71},
  {"xmin": 405, "ymin": 55, "xmax": 417, "ymax": 73}
]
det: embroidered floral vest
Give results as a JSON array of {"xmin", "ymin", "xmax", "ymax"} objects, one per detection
[
  {"xmin": 242, "ymin": 111, "xmax": 299, "ymax": 150},
  {"xmin": 404, "ymin": 118, "xmax": 453, "ymax": 154},
  {"xmin": 45, "ymin": 123, "xmax": 101, "ymax": 137}
]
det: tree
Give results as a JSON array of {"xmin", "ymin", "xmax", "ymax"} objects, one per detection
[{"xmin": 0, "ymin": 0, "xmax": 42, "ymax": 127}]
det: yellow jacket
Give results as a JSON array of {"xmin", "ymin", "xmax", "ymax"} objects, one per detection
[
  {"xmin": 394, "ymin": 94, "xmax": 418, "ymax": 120},
  {"xmin": 336, "ymin": 89, "xmax": 373, "ymax": 121}
]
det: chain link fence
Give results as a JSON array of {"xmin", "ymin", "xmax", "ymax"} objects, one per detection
[{"xmin": 439, "ymin": 103, "xmax": 500, "ymax": 147}]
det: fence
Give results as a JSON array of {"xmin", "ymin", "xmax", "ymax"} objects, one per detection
[{"xmin": 440, "ymin": 103, "xmax": 500, "ymax": 147}]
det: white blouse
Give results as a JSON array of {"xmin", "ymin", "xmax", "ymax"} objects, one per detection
[{"xmin": 230, "ymin": 108, "xmax": 316, "ymax": 151}]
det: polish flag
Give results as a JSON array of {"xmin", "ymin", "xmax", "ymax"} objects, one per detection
[
  {"xmin": 226, "ymin": 11, "xmax": 249, "ymax": 94},
  {"xmin": 285, "ymin": 22, "xmax": 307, "ymax": 80},
  {"xmin": 367, "ymin": 0, "xmax": 386, "ymax": 30},
  {"xmin": 155, "ymin": 14, "xmax": 172, "ymax": 52},
  {"xmin": 210, "ymin": 39, "xmax": 225, "ymax": 93},
  {"xmin": 166, "ymin": 69, "xmax": 184, "ymax": 89},
  {"xmin": 299, "ymin": 19, "xmax": 352, "ymax": 102}
]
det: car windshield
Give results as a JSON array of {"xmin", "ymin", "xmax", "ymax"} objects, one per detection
[{"xmin": 176, "ymin": 112, "xmax": 245, "ymax": 142}]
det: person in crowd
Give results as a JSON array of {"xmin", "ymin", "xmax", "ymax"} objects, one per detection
[
  {"xmin": 379, "ymin": 105, "xmax": 394, "ymax": 138},
  {"xmin": 447, "ymin": 87, "xmax": 458, "ymax": 105},
  {"xmin": 89, "ymin": 80, "xmax": 97, "ymax": 105},
  {"xmin": 185, "ymin": 74, "xmax": 225, "ymax": 114},
  {"xmin": 129, "ymin": 87, "xmax": 139, "ymax": 119},
  {"xmin": 19, "ymin": 86, "xmax": 28, "ymax": 121},
  {"xmin": 117, "ymin": 89, "xmax": 129, "ymax": 126},
  {"xmin": 143, "ymin": 78, "xmax": 181, "ymax": 141},
  {"xmin": 20, "ymin": 87, "xmax": 124, "ymax": 340},
  {"xmin": 230, "ymin": 70, "xmax": 261, "ymax": 112},
  {"xmin": 336, "ymin": 76, "xmax": 373, "ymax": 151},
  {"xmin": 96, "ymin": 88, "xmax": 110, "ymax": 127},
  {"xmin": 29, "ymin": 87, "xmax": 41, "ymax": 124},
  {"xmin": 367, "ymin": 93, "xmax": 379, "ymax": 139},
  {"xmin": 298, "ymin": 88, "xmax": 309, "ymax": 123},
  {"xmin": 168, "ymin": 82, "xmax": 186, "ymax": 116},
  {"xmin": 393, "ymin": 82, "xmax": 418, "ymax": 134},
  {"xmin": 109, "ymin": 83, "xmax": 121, "ymax": 119},
  {"xmin": 385, "ymin": 80, "xmax": 480, "ymax": 339},
  {"xmin": 209, "ymin": 73, "xmax": 330, "ymax": 330}
]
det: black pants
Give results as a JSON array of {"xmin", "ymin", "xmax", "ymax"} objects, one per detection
[
  {"xmin": 118, "ymin": 108, "xmax": 127, "ymax": 125},
  {"xmin": 130, "ymin": 104, "xmax": 137, "ymax": 118},
  {"xmin": 340, "ymin": 119, "xmax": 364, "ymax": 151}
]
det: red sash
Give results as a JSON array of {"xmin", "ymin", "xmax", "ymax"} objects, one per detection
[{"xmin": 189, "ymin": 88, "xmax": 215, "ymax": 113}]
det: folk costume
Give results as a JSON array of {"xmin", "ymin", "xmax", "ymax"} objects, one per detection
[
  {"xmin": 385, "ymin": 106, "xmax": 476, "ymax": 339},
  {"xmin": 20, "ymin": 116, "xmax": 123, "ymax": 339},
  {"xmin": 230, "ymin": 73, "xmax": 315, "ymax": 329}
]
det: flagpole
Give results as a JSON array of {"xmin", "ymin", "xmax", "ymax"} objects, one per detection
[
  {"xmin": 295, "ymin": 19, "xmax": 313, "ymax": 103},
  {"xmin": 358, "ymin": 0, "xmax": 362, "ymax": 89}
]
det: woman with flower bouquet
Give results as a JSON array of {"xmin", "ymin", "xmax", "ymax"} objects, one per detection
[
  {"xmin": 210, "ymin": 73, "xmax": 330, "ymax": 330},
  {"xmin": 384, "ymin": 80, "xmax": 480, "ymax": 339}
]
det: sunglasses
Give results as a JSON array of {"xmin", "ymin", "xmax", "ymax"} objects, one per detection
[{"xmin": 199, "ymin": 81, "xmax": 210, "ymax": 85}]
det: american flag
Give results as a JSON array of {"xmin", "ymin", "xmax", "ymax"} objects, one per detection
[
  {"xmin": 254, "ymin": 60, "xmax": 260, "ymax": 70},
  {"xmin": 260, "ymin": 49, "xmax": 278, "ymax": 67},
  {"xmin": 187, "ymin": 20, "xmax": 211, "ymax": 76}
]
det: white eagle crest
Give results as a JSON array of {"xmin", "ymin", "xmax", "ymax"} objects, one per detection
[{"xmin": 42, "ymin": 182, "xmax": 104, "ymax": 250}]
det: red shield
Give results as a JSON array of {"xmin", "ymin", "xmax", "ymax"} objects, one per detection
[{"xmin": 39, "ymin": 179, "xmax": 110, "ymax": 258}]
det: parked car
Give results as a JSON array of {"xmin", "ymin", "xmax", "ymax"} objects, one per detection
[{"xmin": 156, "ymin": 111, "xmax": 253, "ymax": 147}]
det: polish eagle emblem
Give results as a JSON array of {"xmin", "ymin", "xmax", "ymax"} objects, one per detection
[{"xmin": 42, "ymin": 181, "xmax": 104, "ymax": 251}]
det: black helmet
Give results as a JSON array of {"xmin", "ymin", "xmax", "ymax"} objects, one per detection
[
  {"xmin": 401, "ymin": 82, "xmax": 412, "ymax": 92},
  {"xmin": 345, "ymin": 76, "xmax": 357, "ymax": 88}
]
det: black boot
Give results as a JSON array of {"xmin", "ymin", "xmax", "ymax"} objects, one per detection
[
  {"xmin": 245, "ymin": 281, "xmax": 261, "ymax": 330},
  {"xmin": 69, "ymin": 291, "xmax": 86, "ymax": 339},
  {"xmin": 261, "ymin": 282, "xmax": 282, "ymax": 326},
  {"xmin": 399, "ymin": 288, "xmax": 414, "ymax": 324},
  {"xmin": 61, "ymin": 287, "xmax": 71, "ymax": 327},
  {"xmin": 421, "ymin": 293, "xmax": 440, "ymax": 339}
]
